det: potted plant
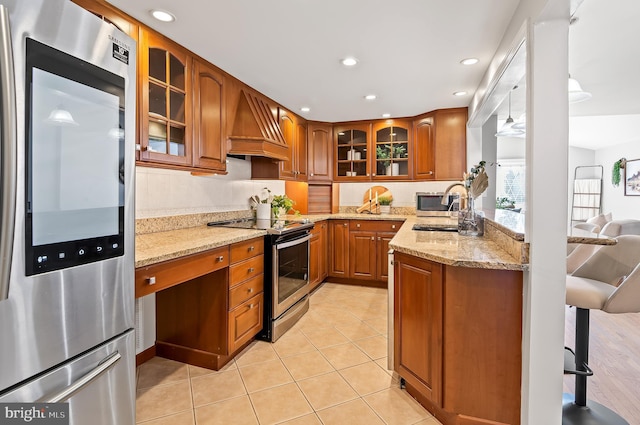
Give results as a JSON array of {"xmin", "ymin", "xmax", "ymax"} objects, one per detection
[
  {"xmin": 376, "ymin": 145, "xmax": 391, "ymax": 168},
  {"xmin": 271, "ymin": 194, "xmax": 297, "ymax": 218},
  {"xmin": 378, "ymin": 196, "xmax": 392, "ymax": 214},
  {"xmin": 496, "ymin": 196, "xmax": 515, "ymax": 209},
  {"xmin": 392, "ymin": 144, "xmax": 407, "ymax": 158},
  {"xmin": 612, "ymin": 158, "xmax": 626, "ymax": 187}
]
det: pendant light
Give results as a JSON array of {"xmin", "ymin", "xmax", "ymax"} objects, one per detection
[
  {"xmin": 46, "ymin": 105, "xmax": 79, "ymax": 126},
  {"xmin": 568, "ymin": 75, "xmax": 592, "ymax": 103},
  {"xmin": 495, "ymin": 86, "xmax": 525, "ymax": 137}
]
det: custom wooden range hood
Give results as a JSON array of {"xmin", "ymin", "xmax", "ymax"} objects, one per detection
[{"xmin": 227, "ymin": 90, "xmax": 289, "ymax": 161}]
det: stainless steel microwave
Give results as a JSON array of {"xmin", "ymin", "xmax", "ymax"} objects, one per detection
[{"xmin": 416, "ymin": 192, "xmax": 457, "ymax": 216}]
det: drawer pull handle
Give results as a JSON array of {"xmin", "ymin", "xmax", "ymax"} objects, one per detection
[
  {"xmin": 217, "ymin": 256, "xmax": 224, "ymax": 262},
  {"xmin": 248, "ymin": 246, "xmax": 254, "ymax": 251},
  {"xmin": 378, "ymin": 237, "xmax": 381, "ymax": 241},
  {"xmin": 147, "ymin": 277, "xmax": 156, "ymax": 285},
  {"xmin": 248, "ymin": 288, "xmax": 253, "ymax": 293},
  {"xmin": 249, "ymin": 304, "xmax": 254, "ymax": 309},
  {"xmin": 248, "ymin": 267, "xmax": 255, "ymax": 273}
]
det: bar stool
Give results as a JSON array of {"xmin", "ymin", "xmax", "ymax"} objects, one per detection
[{"xmin": 564, "ymin": 235, "xmax": 640, "ymax": 425}]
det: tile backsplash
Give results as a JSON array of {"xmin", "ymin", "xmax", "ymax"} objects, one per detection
[
  {"xmin": 135, "ymin": 157, "xmax": 284, "ymax": 219},
  {"xmin": 339, "ymin": 181, "xmax": 460, "ymax": 207}
]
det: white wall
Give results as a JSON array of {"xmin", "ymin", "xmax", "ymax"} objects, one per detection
[
  {"xmin": 596, "ymin": 140, "xmax": 640, "ymax": 219},
  {"xmin": 339, "ymin": 181, "xmax": 460, "ymax": 207},
  {"xmin": 135, "ymin": 157, "xmax": 284, "ymax": 218},
  {"xmin": 567, "ymin": 146, "xmax": 596, "ymax": 225}
]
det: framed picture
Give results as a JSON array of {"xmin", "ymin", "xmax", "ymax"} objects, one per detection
[{"xmin": 624, "ymin": 158, "xmax": 640, "ymax": 196}]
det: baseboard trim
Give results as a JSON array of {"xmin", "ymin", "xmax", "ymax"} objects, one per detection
[{"xmin": 136, "ymin": 345, "xmax": 156, "ymax": 366}]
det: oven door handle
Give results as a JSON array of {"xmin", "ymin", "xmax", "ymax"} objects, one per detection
[{"xmin": 276, "ymin": 233, "xmax": 311, "ymax": 250}]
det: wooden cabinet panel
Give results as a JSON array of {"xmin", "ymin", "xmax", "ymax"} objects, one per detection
[
  {"xmin": 139, "ymin": 29, "xmax": 193, "ymax": 166},
  {"xmin": 349, "ymin": 220, "xmax": 402, "ymax": 233},
  {"xmin": 279, "ymin": 113, "xmax": 296, "ymax": 179},
  {"xmin": 309, "ymin": 228, "xmax": 321, "ymax": 291},
  {"xmin": 318, "ymin": 221, "xmax": 328, "ymax": 282},
  {"xmin": 334, "ymin": 123, "xmax": 371, "ymax": 180},
  {"xmin": 349, "ymin": 231, "xmax": 376, "ymax": 280},
  {"xmin": 229, "ymin": 275, "xmax": 264, "ymax": 311},
  {"xmin": 230, "ymin": 237, "xmax": 264, "ymax": 263},
  {"xmin": 229, "ymin": 255, "xmax": 264, "ymax": 285},
  {"xmin": 329, "ymin": 220, "xmax": 349, "ymax": 277},
  {"xmin": 394, "ymin": 252, "xmax": 443, "ymax": 405},
  {"xmin": 413, "ymin": 116, "xmax": 435, "ymax": 180},
  {"xmin": 228, "ymin": 293, "xmax": 264, "ymax": 353},
  {"xmin": 308, "ymin": 122, "xmax": 332, "ymax": 182},
  {"xmin": 434, "ymin": 108, "xmax": 467, "ymax": 180},
  {"xmin": 296, "ymin": 122, "xmax": 308, "ymax": 180},
  {"xmin": 135, "ymin": 246, "xmax": 229, "ymax": 298},
  {"xmin": 372, "ymin": 120, "xmax": 411, "ymax": 179},
  {"xmin": 192, "ymin": 59, "xmax": 226, "ymax": 171},
  {"xmin": 376, "ymin": 232, "xmax": 395, "ymax": 280}
]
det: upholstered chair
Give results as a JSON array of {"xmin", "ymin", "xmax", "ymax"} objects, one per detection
[{"xmin": 564, "ymin": 235, "xmax": 640, "ymax": 425}]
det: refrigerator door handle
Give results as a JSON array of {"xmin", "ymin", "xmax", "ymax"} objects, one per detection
[
  {"xmin": 40, "ymin": 351, "xmax": 122, "ymax": 403},
  {"xmin": 0, "ymin": 5, "xmax": 17, "ymax": 302}
]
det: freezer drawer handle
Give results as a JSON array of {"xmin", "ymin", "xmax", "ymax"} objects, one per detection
[
  {"xmin": 40, "ymin": 351, "xmax": 122, "ymax": 403},
  {"xmin": 0, "ymin": 5, "xmax": 17, "ymax": 302}
]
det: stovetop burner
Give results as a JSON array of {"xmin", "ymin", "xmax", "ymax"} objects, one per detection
[{"xmin": 207, "ymin": 218, "xmax": 314, "ymax": 235}]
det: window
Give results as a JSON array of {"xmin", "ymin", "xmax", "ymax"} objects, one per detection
[{"xmin": 496, "ymin": 160, "xmax": 526, "ymax": 210}]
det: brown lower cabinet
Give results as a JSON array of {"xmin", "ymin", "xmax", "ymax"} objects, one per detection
[
  {"xmin": 309, "ymin": 221, "xmax": 328, "ymax": 292},
  {"xmin": 393, "ymin": 251, "xmax": 523, "ymax": 425},
  {"xmin": 142, "ymin": 237, "xmax": 265, "ymax": 370}
]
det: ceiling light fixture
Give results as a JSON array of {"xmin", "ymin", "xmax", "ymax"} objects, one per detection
[
  {"xmin": 300, "ymin": 107, "xmax": 310, "ymax": 113},
  {"xmin": 150, "ymin": 9, "xmax": 176, "ymax": 22},
  {"xmin": 453, "ymin": 91, "xmax": 467, "ymax": 96},
  {"xmin": 568, "ymin": 75, "xmax": 592, "ymax": 103},
  {"xmin": 511, "ymin": 113, "xmax": 526, "ymax": 130},
  {"xmin": 341, "ymin": 57, "xmax": 358, "ymax": 67},
  {"xmin": 382, "ymin": 113, "xmax": 391, "ymax": 118},
  {"xmin": 46, "ymin": 105, "xmax": 79, "ymax": 127},
  {"xmin": 364, "ymin": 94, "xmax": 377, "ymax": 100},
  {"xmin": 460, "ymin": 58, "xmax": 479, "ymax": 65},
  {"xmin": 495, "ymin": 86, "xmax": 525, "ymax": 138}
]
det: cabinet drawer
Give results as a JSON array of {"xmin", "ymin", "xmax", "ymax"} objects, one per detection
[
  {"xmin": 228, "ymin": 293, "xmax": 263, "ymax": 353},
  {"xmin": 135, "ymin": 246, "xmax": 229, "ymax": 298},
  {"xmin": 229, "ymin": 255, "xmax": 264, "ymax": 285},
  {"xmin": 349, "ymin": 220, "xmax": 403, "ymax": 232},
  {"xmin": 230, "ymin": 237, "xmax": 264, "ymax": 263},
  {"xmin": 229, "ymin": 275, "xmax": 264, "ymax": 310}
]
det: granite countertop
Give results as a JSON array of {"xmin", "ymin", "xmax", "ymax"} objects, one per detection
[
  {"xmin": 136, "ymin": 226, "xmax": 267, "ymax": 268},
  {"xmin": 389, "ymin": 216, "xmax": 527, "ymax": 271}
]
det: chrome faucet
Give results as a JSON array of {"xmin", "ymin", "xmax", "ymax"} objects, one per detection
[{"xmin": 441, "ymin": 183, "xmax": 468, "ymax": 209}]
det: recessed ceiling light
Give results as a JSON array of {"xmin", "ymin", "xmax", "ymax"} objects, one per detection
[
  {"xmin": 382, "ymin": 113, "xmax": 391, "ymax": 118},
  {"xmin": 460, "ymin": 58, "xmax": 479, "ymax": 65},
  {"xmin": 364, "ymin": 94, "xmax": 377, "ymax": 100},
  {"xmin": 453, "ymin": 91, "xmax": 467, "ymax": 96},
  {"xmin": 341, "ymin": 57, "xmax": 358, "ymax": 67},
  {"xmin": 300, "ymin": 107, "xmax": 310, "ymax": 113},
  {"xmin": 150, "ymin": 9, "xmax": 176, "ymax": 22}
]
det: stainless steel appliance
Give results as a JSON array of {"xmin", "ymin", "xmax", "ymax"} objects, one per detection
[
  {"xmin": 416, "ymin": 191, "xmax": 457, "ymax": 216},
  {"xmin": 208, "ymin": 218, "xmax": 313, "ymax": 341},
  {"xmin": 0, "ymin": 0, "xmax": 136, "ymax": 423}
]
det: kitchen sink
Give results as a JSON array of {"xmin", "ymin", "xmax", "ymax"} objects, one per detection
[{"xmin": 411, "ymin": 224, "xmax": 458, "ymax": 232}]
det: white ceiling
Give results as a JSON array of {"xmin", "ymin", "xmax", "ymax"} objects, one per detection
[{"xmin": 106, "ymin": 0, "xmax": 520, "ymax": 122}]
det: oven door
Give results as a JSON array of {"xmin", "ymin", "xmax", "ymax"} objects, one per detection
[{"xmin": 272, "ymin": 233, "xmax": 311, "ymax": 318}]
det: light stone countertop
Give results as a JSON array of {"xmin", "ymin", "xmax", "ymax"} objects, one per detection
[
  {"xmin": 135, "ymin": 226, "xmax": 267, "ymax": 268},
  {"xmin": 389, "ymin": 216, "xmax": 527, "ymax": 271}
]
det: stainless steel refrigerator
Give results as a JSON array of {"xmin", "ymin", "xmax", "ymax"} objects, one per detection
[{"xmin": 0, "ymin": 0, "xmax": 136, "ymax": 423}]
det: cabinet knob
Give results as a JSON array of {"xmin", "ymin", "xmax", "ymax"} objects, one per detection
[
  {"xmin": 373, "ymin": 173, "xmax": 376, "ymax": 176},
  {"xmin": 343, "ymin": 223, "xmax": 347, "ymax": 227},
  {"xmin": 248, "ymin": 288, "xmax": 254, "ymax": 293},
  {"xmin": 356, "ymin": 223, "xmax": 360, "ymax": 228},
  {"xmin": 146, "ymin": 276, "xmax": 156, "ymax": 285},
  {"xmin": 249, "ymin": 304, "xmax": 254, "ymax": 309},
  {"xmin": 217, "ymin": 256, "xmax": 224, "ymax": 262},
  {"xmin": 371, "ymin": 236, "xmax": 375, "ymax": 241},
  {"xmin": 378, "ymin": 237, "xmax": 381, "ymax": 241},
  {"xmin": 248, "ymin": 267, "xmax": 255, "ymax": 273},
  {"xmin": 428, "ymin": 171, "xmax": 434, "ymax": 175},
  {"xmin": 310, "ymin": 173, "xmax": 314, "ymax": 176},
  {"xmin": 248, "ymin": 246, "xmax": 255, "ymax": 251},
  {"xmin": 135, "ymin": 144, "xmax": 142, "ymax": 151},
  {"xmin": 392, "ymin": 225, "xmax": 396, "ymax": 229},
  {"xmin": 366, "ymin": 173, "xmax": 370, "ymax": 176}
]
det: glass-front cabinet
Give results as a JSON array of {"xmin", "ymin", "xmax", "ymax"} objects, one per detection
[
  {"xmin": 335, "ymin": 124, "xmax": 370, "ymax": 179},
  {"xmin": 139, "ymin": 29, "xmax": 192, "ymax": 166},
  {"xmin": 373, "ymin": 121, "xmax": 410, "ymax": 179}
]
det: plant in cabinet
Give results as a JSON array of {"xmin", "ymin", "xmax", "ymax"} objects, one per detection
[
  {"xmin": 392, "ymin": 144, "xmax": 407, "ymax": 158},
  {"xmin": 376, "ymin": 145, "xmax": 391, "ymax": 168}
]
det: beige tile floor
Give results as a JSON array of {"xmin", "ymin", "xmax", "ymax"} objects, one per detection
[{"xmin": 136, "ymin": 283, "xmax": 442, "ymax": 425}]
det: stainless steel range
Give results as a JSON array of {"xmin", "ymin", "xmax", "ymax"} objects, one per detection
[{"xmin": 208, "ymin": 218, "xmax": 313, "ymax": 341}]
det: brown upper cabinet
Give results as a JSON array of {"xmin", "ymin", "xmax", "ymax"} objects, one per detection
[
  {"xmin": 372, "ymin": 120, "xmax": 410, "ymax": 180},
  {"xmin": 307, "ymin": 122, "xmax": 333, "ymax": 182},
  {"xmin": 413, "ymin": 115, "xmax": 435, "ymax": 179},
  {"xmin": 432, "ymin": 108, "xmax": 467, "ymax": 180},
  {"xmin": 192, "ymin": 61, "xmax": 226, "ymax": 171},
  {"xmin": 334, "ymin": 123, "xmax": 371, "ymax": 180},
  {"xmin": 278, "ymin": 108, "xmax": 307, "ymax": 181},
  {"xmin": 71, "ymin": 0, "xmax": 138, "ymax": 38},
  {"xmin": 139, "ymin": 29, "xmax": 193, "ymax": 167}
]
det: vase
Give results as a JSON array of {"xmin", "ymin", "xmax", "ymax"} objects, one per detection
[
  {"xmin": 385, "ymin": 163, "xmax": 400, "ymax": 176},
  {"xmin": 256, "ymin": 203, "xmax": 271, "ymax": 221},
  {"xmin": 380, "ymin": 205, "xmax": 391, "ymax": 215},
  {"xmin": 458, "ymin": 195, "xmax": 484, "ymax": 236}
]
